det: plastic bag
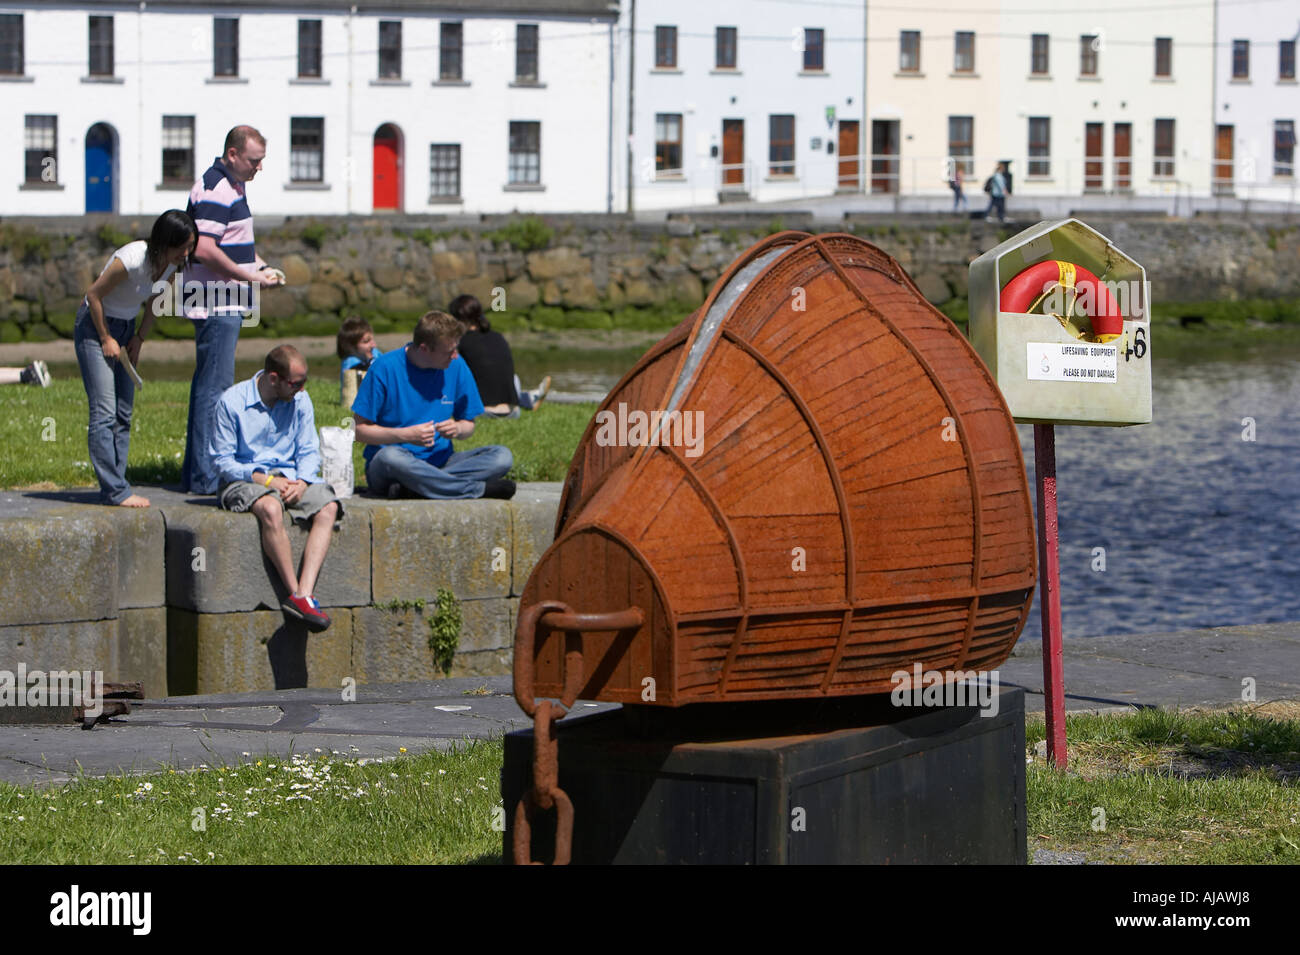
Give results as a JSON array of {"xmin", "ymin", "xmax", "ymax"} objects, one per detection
[{"xmin": 319, "ymin": 424, "xmax": 355, "ymax": 499}]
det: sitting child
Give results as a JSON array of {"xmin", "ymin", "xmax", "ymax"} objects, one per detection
[{"xmin": 337, "ymin": 316, "xmax": 383, "ymax": 408}]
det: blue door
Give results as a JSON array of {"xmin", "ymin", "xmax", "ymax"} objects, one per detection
[{"xmin": 85, "ymin": 124, "xmax": 114, "ymax": 213}]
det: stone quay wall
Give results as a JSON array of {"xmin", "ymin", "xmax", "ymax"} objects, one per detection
[
  {"xmin": 1, "ymin": 213, "xmax": 1297, "ymax": 343},
  {"xmin": 0, "ymin": 486, "xmax": 562, "ymax": 698}
]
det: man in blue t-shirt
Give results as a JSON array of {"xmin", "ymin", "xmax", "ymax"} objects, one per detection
[{"xmin": 351, "ymin": 311, "xmax": 515, "ymax": 500}]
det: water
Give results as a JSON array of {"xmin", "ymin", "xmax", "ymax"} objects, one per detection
[
  {"xmin": 45, "ymin": 340, "xmax": 1300, "ymax": 639},
  {"xmin": 1018, "ymin": 346, "xmax": 1300, "ymax": 640}
]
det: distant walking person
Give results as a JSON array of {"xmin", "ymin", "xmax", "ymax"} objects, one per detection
[
  {"xmin": 949, "ymin": 162, "xmax": 967, "ymax": 212},
  {"xmin": 449, "ymin": 294, "xmax": 551, "ymax": 419},
  {"xmin": 983, "ymin": 162, "xmax": 1008, "ymax": 223},
  {"xmin": 181, "ymin": 125, "xmax": 283, "ymax": 494},
  {"xmin": 75, "ymin": 210, "xmax": 197, "ymax": 507}
]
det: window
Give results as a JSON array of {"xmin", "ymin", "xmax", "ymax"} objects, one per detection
[
  {"xmin": 716, "ymin": 26, "xmax": 736, "ymax": 69},
  {"xmin": 655, "ymin": 113, "xmax": 682, "ymax": 174},
  {"xmin": 0, "ymin": 14, "xmax": 22, "ymax": 75},
  {"xmin": 769, "ymin": 114, "xmax": 794, "ymax": 176},
  {"xmin": 161, "ymin": 116, "xmax": 195, "ymax": 185},
  {"xmin": 1276, "ymin": 121, "xmax": 1295, "ymax": 177},
  {"xmin": 655, "ymin": 26, "xmax": 676, "ymax": 69},
  {"xmin": 88, "ymin": 15, "xmax": 113, "ymax": 76},
  {"xmin": 1154, "ymin": 37, "xmax": 1171, "ymax": 77},
  {"xmin": 298, "ymin": 20, "xmax": 321, "ymax": 78},
  {"xmin": 948, "ymin": 116, "xmax": 973, "ymax": 176},
  {"xmin": 900, "ymin": 30, "xmax": 920, "ymax": 72},
  {"xmin": 379, "ymin": 21, "xmax": 401, "ymax": 79},
  {"xmin": 24, "ymin": 115, "xmax": 56, "ymax": 183},
  {"xmin": 954, "ymin": 31, "xmax": 974, "ymax": 73},
  {"xmin": 509, "ymin": 121, "xmax": 540, "ymax": 184},
  {"xmin": 1080, "ymin": 35, "xmax": 1098, "ymax": 76},
  {"xmin": 214, "ymin": 18, "xmax": 238, "ymax": 77},
  {"xmin": 1281, "ymin": 40, "xmax": 1296, "ymax": 80},
  {"xmin": 516, "ymin": 24, "xmax": 538, "ymax": 82},
  {"xmin": 803, "ymin": 28, "xmax": 824, "ymax": 71},
  {"xmin": 440, "ymin": 23, "xmax": 463, "ymax": 80},
  {"xmin": 1028, "ymin": 117, "xmax": 1050, "ymax": 176},
  {"xmin": 290, "ymin": 117, "xmax": 324, "ymax": 182},
  {"xmin": 1232, "ymin": 39, "xmax": 1249, "ymax": 79},
  {"xmin": 1031, "ymin": 34, "xmax": 1048, "ymax": 74},
  {"xmin": 430, "ymin": 144, "xmax": 461, "ymax": 198},
  {"xmin": 1153, "ymin": 118, "xmax": 1175, "ymax": 177}
]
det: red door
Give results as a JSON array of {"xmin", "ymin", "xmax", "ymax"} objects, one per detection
[
  {"xmin": 722, "ymin": 119, "xmax": 744, "ymax": 187},
  {"xmin": 837, "ymin": 120, "xmax": 860, "ymax": 189},
  {"xmin": 1084, "ymin": 123, "xmax": 1104, "ymax": 191},
  {"xmin": 373, "ymin": 126, "xmax": 400, "ymax": 210}
]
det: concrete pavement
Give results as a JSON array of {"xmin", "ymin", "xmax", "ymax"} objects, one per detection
[{"xmin": 1, "ymin": 621, "xmax": 1296, "ymax": 787}]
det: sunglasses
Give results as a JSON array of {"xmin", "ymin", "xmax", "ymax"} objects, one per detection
[{"xmin": 279, "ymin": 375, "xmax": 308, "ymax": 391}]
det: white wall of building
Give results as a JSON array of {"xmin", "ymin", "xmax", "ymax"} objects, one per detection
[
  {"xmin": 1214, "ymin": 1, "xmax": 1300, "ymax": 203},
  {"xmin": 2, "ymin": 3, "xmax": 616, "ymax": 217},
  {"xmin": 622, "ymin": 0, "xmax": 865, "ymax": 212}
]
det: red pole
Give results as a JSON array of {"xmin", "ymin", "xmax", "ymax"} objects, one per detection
[{"xmin": 1034, "ymin": 423, "xmax": 1067, "ymax": 769}]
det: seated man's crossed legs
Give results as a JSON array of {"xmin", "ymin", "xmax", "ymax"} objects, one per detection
[{"xmin": 366, "ymin": 444, "xmax": 514, "ymax": 500}]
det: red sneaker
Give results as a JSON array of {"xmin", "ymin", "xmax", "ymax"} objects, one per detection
[{"xmin": 282, "ymin": 594, "xmax": 331, "ymax": 632}]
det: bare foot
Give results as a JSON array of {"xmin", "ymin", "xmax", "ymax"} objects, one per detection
[{"xmin": 119, "ymin": 494, "xmax": 151, "ymax": 508}]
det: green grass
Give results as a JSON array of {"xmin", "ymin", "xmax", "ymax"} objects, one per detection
[
  {"xmin": 0, "ymin": 742, "xmax": 505, "ymax": 864},
  {"xmin": 0, "ymin": 377, "xmax": 596, "ymax": 490},
  {"xmin": 1027, "ymin": 705, "xmax": 1300, "ymax": 864}
]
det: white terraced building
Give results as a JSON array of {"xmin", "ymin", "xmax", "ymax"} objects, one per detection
[{"xmin": 3, "ymin": 0, "xmax": 620, "ymax": 217}]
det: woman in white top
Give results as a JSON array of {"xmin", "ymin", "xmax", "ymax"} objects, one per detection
[{"xmin": 76, "ymin": 210, "xmax": 198, "ymax": 507}]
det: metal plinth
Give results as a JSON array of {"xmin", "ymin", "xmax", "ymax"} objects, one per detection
[{"xmin": 503, "ymin": 687, "xmax": 1026, "ymax": 865}]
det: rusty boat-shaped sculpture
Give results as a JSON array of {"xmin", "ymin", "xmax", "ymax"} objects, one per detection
[{"xmin": 515, "ymin": 232, "xmax": 1037, "ymax": 709}]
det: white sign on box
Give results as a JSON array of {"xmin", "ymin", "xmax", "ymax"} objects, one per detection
[{"xmin": 1026, "ymin": 342, "xmax": 1118, "ymax": 384}]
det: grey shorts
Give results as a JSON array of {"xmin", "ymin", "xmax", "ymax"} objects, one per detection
[{"xmin": 218, "ymin": 480, "xmax": 344, "ymax": 525}]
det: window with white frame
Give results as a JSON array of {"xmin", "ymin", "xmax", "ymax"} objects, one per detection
[
  {"xmin": 298, "ymin": 20, "xmax": 322, "ymax": 78},
  {"xmin": 1153, "ymin": 119, "xmax": 1175, "ymax": 177},
  {"xmin": 509, "ymin": 121, "xmax": 540, "ymax": 184},
  {"xmin": 1031, "ymin": 34, "xmax": 1049, "ymax": 75},
  {"xmin": 1028, "ymin": 117, "xmax": 1050, "ymax": 176},
  {"xmin": 161, "ymin": 116, "xmax": 195, "ymax": 186},
  {"xmin": 1275, "ymin": 121, "xmax": 1295, "ymax": 177},
  {"xmin": 716, "ymin": 27, "xmax": 736, "ymax": 69},
  {"xmin": 948, "ymin": 115, "xmax": 973, "ymax": 176},
  {"xmin": 655, "ymin": 114, "xmax": 682, "ymax": 174},
  {"xmin": 24, "ymin": 115, "xmax": 56, "ymax": 183},
  {"xmin": 379, "ymin": 21, "xmax": 401, "ymax": 79},
  {"xmin": 290, "ymin": 117, "xmax": 324, "ymax": 182},
  {"xmin": 88, "ymin": 15, "xmax": 113, "ymax": 76},
  {"xmin": 1154, "ymin": 37, "xmax": 1171, "ymax": 77},
  {"xmin": 900, "ymin": 31, "xmax": 920, "ymax": 73},
  {"xmin": 430, "ymin": 144, "xmax": 461, "ymax": 198},
  {"xmin": 516, "ymin": 24, "xmax": 538, "ymax": 82},
  {"xmin": 954, "ymin": 31, "xmax": 974, "ymax": 72},
  {"xmin": 1232, "ymin": 39, "xmax": 1248, "ymax": 79},
  {"xmin": 214, "ymin": 17, "xmax": 238, "ymax": 77},
  {"xmin": 1080, "ymin": 34, "xmax": 1098, "ymax": 76},
  {"xmin": 1281, "ymin": 40, "xmax": 1296, "ymax": 80},
  {"xmin": 803, "ymin": 29, "xmax": 824, "ymax": 71},
  {"xmin": 769, "ymin": 115, "xmax": 794, "ymax": 175},
  {"xmin": 440, "ymin": 23, "xmax": 463, "ymax": 80},
  {"xmin": 0, "ymin": 14, "xmax": 22, "ymax": 75},
  {"xmin": 655, "ymin": 26, "xmax": 676, "ymax": 69}
]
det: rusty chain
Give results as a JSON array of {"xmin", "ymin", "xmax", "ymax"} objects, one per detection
[{"xmin": 511, "ymin": 603, "xmax": 645, "ymax": 866}]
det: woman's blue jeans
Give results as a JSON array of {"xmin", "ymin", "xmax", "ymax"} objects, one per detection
[{"xmin": 74, "ymin": 304, "xmax": 136, "ymax": 505}]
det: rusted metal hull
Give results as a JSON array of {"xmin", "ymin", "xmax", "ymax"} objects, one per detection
[{"xmin": 518, "ymin": 232, "xmax": 1037, "ymax": 707}]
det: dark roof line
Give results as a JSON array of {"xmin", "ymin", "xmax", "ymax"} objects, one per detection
[{"xmin": 64, "ymin": 0, "xmax": 620, "ymax": 17}]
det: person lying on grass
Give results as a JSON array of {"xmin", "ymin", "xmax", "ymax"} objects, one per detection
[{"xmin": 210, "ymin": 344, "xmax": 343, "ymax": 632}]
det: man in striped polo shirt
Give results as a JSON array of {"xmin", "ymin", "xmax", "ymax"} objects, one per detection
[{"xmin": 181, "ymin": 125, "xmax": 283, "ymax": 494}]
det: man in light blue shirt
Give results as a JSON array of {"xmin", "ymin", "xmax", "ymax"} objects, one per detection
[{"xmin": 209, "ymin": 344, "xmax": 341, "ymax": 632}]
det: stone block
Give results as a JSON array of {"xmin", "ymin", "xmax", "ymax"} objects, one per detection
[
  {"xmin": 622, "ymin": 278, "xmax": 657, "ymax": 306},
  {"xmin": 280, "ymin": 253, "xmax": 312, "ymax": 287},
  {"xmin": 559, "ymin": 275, "xmax": 601, "ymax": 309},
  {"xmin": 162, "ymin": 502, "xmax": 370, "ymax": 614},
  {"xmin": 447, "ymin": 648, "xmax": 513, "ymax": 679},
  {"xmin": 527, "ymin": 247, "xmax": 590, "ymax": 281},
  {"xmin": 453, "ymin": 275, "xmax": 499, "ymax": 307},
  {"xmin": 431, "ymin": 250, "xmax": 478, "ymax": 280},
  {"xmin": 168, "ymin": 608, "xmax": 353, "ymax": 695},
  {"xmin": 505, "ymin": 276, "xmax": 539, "ymax": 309},
  {"xmin": 115, "ymin": 508, "xmax": 165, "ymax": 609},
  {"xmin": 306, "ymin": 282, "xmax": 346, "ymax": 311},
  {"xmin": 370, "ymin": 500, "xmax": 513, "ymax": 602},
  {"xmin": 0, "ymin": 508, "xmax": 118, "ymax": 626},
  {"xmin": 458, "ymin": 596, "xmax": 519, "ymax": 653},
  {"xmin": 510, "ymin": 487, "xmax": 561, "ymax": 596},
  {"xmin": 382, "ymin": 288, "xmax": 428, "ymax": 314},
  {"xmin": 370, "ymin": 264, "xmax": 405, "ymax": 290},
  {"xmin": 0, "ymin": 618, "xmax": 118, "ymax": 680},
  {"xmin": 117, "ymin": 607, "xmax": 167, "ymax": 694},
  {"xmin": 353, "ymin": 606, "xmax": 444, "ymax": 683}
]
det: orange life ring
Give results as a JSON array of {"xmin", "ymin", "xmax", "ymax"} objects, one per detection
[{"xmin": 999, "ymin": 260, "xmax": 1123, "ymax": 343}]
